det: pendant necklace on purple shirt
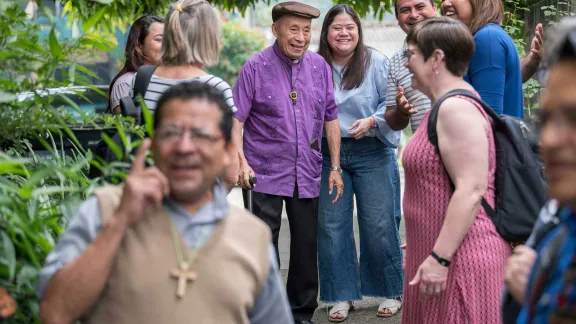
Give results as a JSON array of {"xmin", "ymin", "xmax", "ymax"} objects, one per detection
[{"xmin": 275, "ymin": 51, "xmax": 304, "ymax": 105}]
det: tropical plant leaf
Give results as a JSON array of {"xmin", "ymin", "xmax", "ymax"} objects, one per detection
[
  {"xmin": 0, "ymin": 231, "xmax": 16, "ymax": 281},
  {"xmin": 101, "ymin": 133, "xmax": 123, "ymax": 161},
  {"xmin": 48, "ymin": 28, "xmax": 61, "ymax": 59}
]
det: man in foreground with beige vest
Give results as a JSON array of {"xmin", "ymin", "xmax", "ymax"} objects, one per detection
[{"xmin": 36, "ymin": 82, "xmax": 294, "ymax": 324}]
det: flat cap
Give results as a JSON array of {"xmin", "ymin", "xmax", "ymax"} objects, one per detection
[{"xmin": 272, "ymin": 1, "xmax": 320, "ymax": 22}]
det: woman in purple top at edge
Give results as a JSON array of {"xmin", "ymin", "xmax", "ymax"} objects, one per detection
[{"xmin": 232, "ymin": 2, "xmax": 344, "ymax": 323}]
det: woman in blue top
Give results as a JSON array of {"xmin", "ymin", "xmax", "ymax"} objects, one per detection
[
  {"xmin": 441, "ymin": 0, "xmax": 524, "ymax": 118},
  {"xmin": 317, "ymin": 4, "xmax": 403, "ymax": 322}
]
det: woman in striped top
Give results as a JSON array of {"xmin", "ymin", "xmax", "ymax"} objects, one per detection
[{"xmin": 130, "ymin": 0, "xmax": 238, "ymax": 190}]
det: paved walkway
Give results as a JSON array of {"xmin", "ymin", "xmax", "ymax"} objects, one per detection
[{"xmin": 227, "ymin": 167, "xmax": 405, "ymax": 324}]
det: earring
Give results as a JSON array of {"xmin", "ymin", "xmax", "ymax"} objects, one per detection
[{"xmin": 433, "ymin": 69, "xmax": 439, "ymax": 74}]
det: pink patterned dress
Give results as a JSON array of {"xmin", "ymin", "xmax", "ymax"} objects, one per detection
[{"xmin": 401, "ymin": 96, "xmax": 512, "ymax": 324}]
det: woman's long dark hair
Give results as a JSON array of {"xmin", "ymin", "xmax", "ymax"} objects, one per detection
[
  {"xmin": 318, "ymin": 4, "xmax": 371, "ymax": 90},
  {"xmin": 105, "ymin": 15, "xmax": 165, "ymax": 113}
]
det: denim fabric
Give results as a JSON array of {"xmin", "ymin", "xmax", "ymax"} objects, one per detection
[{"xmin": 318, "ymin": 137, "xmax": 404, "ymax": 303}]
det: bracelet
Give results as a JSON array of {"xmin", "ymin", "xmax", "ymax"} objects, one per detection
[
  {"xmin": 369, "ymin": 116, "xmax": 376, "ymax": 129},
  {"xmin": 430, "ymin": 251, "xmax": 451, "ymax": 267}
]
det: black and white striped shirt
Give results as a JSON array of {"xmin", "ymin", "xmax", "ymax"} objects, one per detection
[{"xmin": 131, "ymin": 74, "xmax": 237, "ymax": 113}]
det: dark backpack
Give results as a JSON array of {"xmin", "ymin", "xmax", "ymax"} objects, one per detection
[
  {"xmin": 118, "ymin": 65, "xmax": 158, "ymax": 125},
  {"xmin": 88, "ymin": 65, "xmax": 157, "ymax": 179},
  {"xmin": 427, "ymin": 89, "xmax": 547, "ymax": 243}
]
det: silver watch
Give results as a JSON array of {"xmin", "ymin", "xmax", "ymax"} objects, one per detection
[{"xmin": 330, "ymin": 166, "xmax": 342, "ymax": 174}]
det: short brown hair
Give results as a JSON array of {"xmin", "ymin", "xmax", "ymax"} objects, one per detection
[
  {"xmin": 468, "ymin": 0, "xmax": 504, "ymax": 34},
  {"xmin": 406, "ymin": 17, "xmax": 475, "ymax": 77},
  {"xmin": 160, "ymin": 0, "xmax": 220, "ymax": 67}
]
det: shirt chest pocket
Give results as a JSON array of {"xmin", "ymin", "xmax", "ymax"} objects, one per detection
[
  {"xmin": 311, "ymin": 90, "xmax": 325, "ymax": 120},
  {"xmin": 255, "ymin": 85, "xmax": 284, "ymax": 118}
]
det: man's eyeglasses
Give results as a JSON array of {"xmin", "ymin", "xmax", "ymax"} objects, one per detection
[{"xmin": 155, "ymin": 126, "xmax": 223, "ymax": 147}]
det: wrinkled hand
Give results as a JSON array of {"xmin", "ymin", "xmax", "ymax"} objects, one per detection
[
  {"xmin": 328, "ymin": 170, "xmax": 344, "ymax": 204},
  {"xmin": 401, "ymin": 243, "xmax": 407, "ymax": 270},
  {"xmin": 530, "ymin": 23, "xmax": 544, "ymax": 61},
  {"xmin": 504, "ymin": 245, "xmax": 537, "ymax": 302},
  {"xmin": 396, "ymin": 86, "xmax": 417, "ymax": 116},
  {"xmin": 238, "ymin": 160, "xmax": 256, "ymax": 189},
  {"xmin": 348, "ymin": 117, "xmax": 374, "ymax": 139},
  {"xmin": 409, "ymin": 255, "xmax": 449, "ymax": 298},
  {"xmin": 116, "ymin": 138, "xmax": 170, "ymax": 228}
]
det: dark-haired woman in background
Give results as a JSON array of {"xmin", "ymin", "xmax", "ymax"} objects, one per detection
[
  {"xmin": 106, "ymin": 15, "xmax": 165, "ymax": 114},
  {"xmin": 317, "ymin": 4, "xmax": 403, "ymax": 322}
]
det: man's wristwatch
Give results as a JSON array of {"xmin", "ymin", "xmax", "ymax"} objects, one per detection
[
  {"xmin": 430, "ymin": 251, "xmax": 451, "ymax": 267},
  {"xmin": 330, "ymin": 166, "xmax": 343, "ymax": 174}
]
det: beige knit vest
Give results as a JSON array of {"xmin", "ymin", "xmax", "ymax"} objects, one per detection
[{"xmin": 83, "ymin": 185, "xmax": 271, "ymax": 324}]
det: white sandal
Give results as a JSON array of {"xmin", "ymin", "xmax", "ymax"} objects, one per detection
[
  {"xmin": 328, "ymin": 301, "xmax": 354, "ymax": 322},
  {"xmin": 377, "ymin": 298, "xmax": 402, "ymax": 318}
]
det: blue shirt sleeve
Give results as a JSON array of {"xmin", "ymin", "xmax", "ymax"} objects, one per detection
[
  {"xmin": 36, "ymin": 196, "xmax": 102, "ymax": 299},
  {"xmin": 248, "ymin": 243, "xmax": 294, "ymax": 324},
  {"xmin": 372, "ymin": 53, "xmax": 400, "ymax": 147},
  {"xmin": 466, "ymin": 27, "xmax": 507, "ymax": 114}
]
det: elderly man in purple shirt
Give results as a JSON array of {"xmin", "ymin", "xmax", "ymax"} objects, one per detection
[{"xmin": 232, "ymin": 2, "xmax": 343, "ymax": 323}]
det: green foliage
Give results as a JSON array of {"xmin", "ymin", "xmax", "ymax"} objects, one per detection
[
  {"xmin": 207, "ymin": 21, "xmax": 266, "ymax": 86},
  {"xmin": 503, "ymin": 0, "xmax": 529, "ymax": 56},
  {"xmin": 0, "ymin": 4, "xmax": 147, "ymax": 322},
  {"xmin": 503, "ymin": 0, "xmax": 575, "ymax": 117},
  {"xmin": 59, "ymin": 0, "xmax": 396, "ymax": 29},
  {"xmin": 541, "ymin": 0, "xmax": 576, "ymax": 28},
  {"xmin": 0, "ymin": 4, "xmax": 115, "ymax": 145},
  {"xmin": 0, "ymin": 147, "xmax": 94, "ymax": 323}
]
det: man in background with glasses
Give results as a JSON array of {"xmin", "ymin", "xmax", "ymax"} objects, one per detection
[{"xmin": 503, "ymin": 17, "xmax": 576, "ymax": 324}]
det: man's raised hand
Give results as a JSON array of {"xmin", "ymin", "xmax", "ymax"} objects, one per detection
[
  {"xmin": 115, "ymin": 139, "xmax": 170, "ymax": 228},
  {"xmin": 396, "ymin": 86, "xmax": 417, "ymax": 116}
]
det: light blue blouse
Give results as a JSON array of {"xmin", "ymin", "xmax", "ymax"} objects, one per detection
[{"xmin": 327, "ymin": 49, "xmax": 400, "ymax": 148}]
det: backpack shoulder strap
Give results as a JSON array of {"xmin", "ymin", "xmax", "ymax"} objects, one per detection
[
  {"xmin": 427, "ymin": 89, "xmax": 494, "ymax": 150},
  {"xmin": 133, "ymin": 65, "xmax": 158, "ymax": 99},
  {"xmin": 426, "ymin": 89, "xmax": 496, "ymax": 215}
]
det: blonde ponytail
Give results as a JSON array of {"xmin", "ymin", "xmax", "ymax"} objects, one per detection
[
  {"xmin": 159, "ymin": 0, "xmax": 220, "ymax": 66},
  {"xmin": 160, "ymin": 2, "xmax": 190, "ymax": 65}
]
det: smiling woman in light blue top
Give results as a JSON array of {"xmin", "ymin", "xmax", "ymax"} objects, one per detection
[
  {"xmin": 331, "ymin": 51, "xmax": 400, "ymax": 146},
  {"xmin": 317, "ymin": 4, "xmax": 404, "ymax": 322}
]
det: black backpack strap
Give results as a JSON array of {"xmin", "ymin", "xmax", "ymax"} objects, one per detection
[
  {"xmin": 426, "ymin": 89, "xmax": 498, "ymax": 217},
  {"xmin": 133, "ymin": 65, "xmax": 158, "ymax": 99}
]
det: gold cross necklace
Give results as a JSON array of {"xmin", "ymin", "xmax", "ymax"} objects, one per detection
[{"xmin": 169, "ymin": 222, "xmax": 199, "ymax": 298}]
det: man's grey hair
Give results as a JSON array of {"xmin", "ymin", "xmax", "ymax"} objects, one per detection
[{"xmin": 545, "ymin": 17, "xmax": 576, "ymax": 67}]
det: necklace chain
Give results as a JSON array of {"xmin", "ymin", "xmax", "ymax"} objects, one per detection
[
  {"xmin": 274, "ymin": 50, "xmax": 303, "ymax": 104},
  {"xmin": 170, "ymin": 221, "xmax": 197, "ymax": 266}
]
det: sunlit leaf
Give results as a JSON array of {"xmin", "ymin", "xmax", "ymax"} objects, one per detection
[
  {"xmin": 48, "ymin": 28, "xmax": 61, "ymax": 59},
  {"xmin": 82, "ymin": 6, "xmax": 107, "ymax": 33}
]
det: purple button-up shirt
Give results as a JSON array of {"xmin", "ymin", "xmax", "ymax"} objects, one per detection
[{"xmin": 233, "ymin": 42, "xmax": 338, "ymax": 198}]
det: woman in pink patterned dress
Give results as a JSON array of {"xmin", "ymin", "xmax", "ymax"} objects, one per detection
[{"xmin": 401, "ymin": 17, "xmax": 512, "ymax": 324}]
